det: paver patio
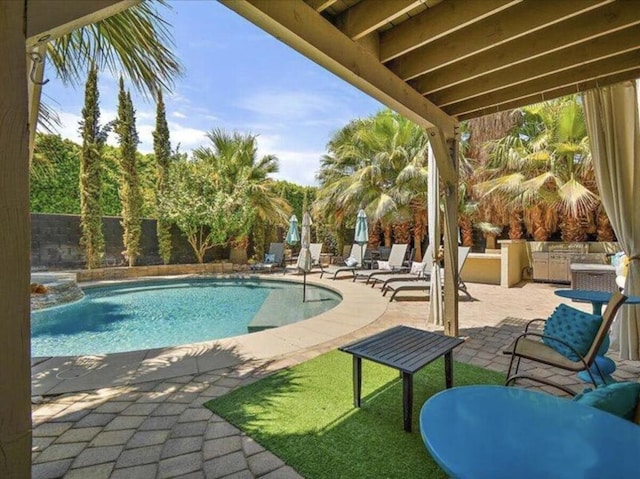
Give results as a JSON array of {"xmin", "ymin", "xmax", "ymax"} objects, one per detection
[{"xmin": 31, "ymin": 278, "xmax": 640, "ymax": 478}]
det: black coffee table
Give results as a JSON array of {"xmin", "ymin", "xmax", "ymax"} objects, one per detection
[{"xmin": 339, "ymin": 326, "xmax": 464, "ymax": 432}]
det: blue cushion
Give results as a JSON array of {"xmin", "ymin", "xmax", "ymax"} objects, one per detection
[
  {"xmin": 573, "ymin": 382, "xmax": 640, "ymax": 421},
  {"xmin": 264, "ymin": 253, "xmax": 276, "ymax": 264},
  {"xmin": 542, "ymin": 303, "xmax": 602, "ymax": 361}
]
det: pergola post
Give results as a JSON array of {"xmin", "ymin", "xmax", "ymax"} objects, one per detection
[
  {"xmin": 427, "ymin": 127, "xmax": 459, "ymax": 337},
  {"xmin": 0, "ymin": 1, "xmax": 33, "ymax": 476}
]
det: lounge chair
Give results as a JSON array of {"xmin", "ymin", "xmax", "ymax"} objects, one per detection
[
  {"xmin": 320, "ymin": 243, "xmax": 367, "ymax": 280},
  {"xmin": 250, "ymin": 243, "xmax": 285, "ymax": 272},
  {"xmin": 382, "ymin": 246, "xmax": 471, "ymax": 301},
  {"xmin": 370, "ymin": 245, "xmax": 432, "ymax": 289},
  {"xmin": 504, "ymin": 291, "xmax": 627, "ymax": 396},
  {"xmin": 353, "ymin": 244, "xmax": 409, "ymax": 283},
  {"xmin": 284, "ymin": 243, "xmax": 324, "ymax": 274}
]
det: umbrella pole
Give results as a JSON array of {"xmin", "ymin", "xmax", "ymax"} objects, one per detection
[{"xmin": 303, "ymin": 272, "xmax": 306, "ymax": 302}]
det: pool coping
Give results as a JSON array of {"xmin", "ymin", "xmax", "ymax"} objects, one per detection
[{"xmin": 31, "ymin": 272, "xmax": 389, "ymax": 396}]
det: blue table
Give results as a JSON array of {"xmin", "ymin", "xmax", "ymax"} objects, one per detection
[
  {"xmin": 554, "ymin": 289, "xmax": 640, "ymax": 383},
  {"xmin": 420, "ymin": 385, "xmax": 640, "ymax": 479}
]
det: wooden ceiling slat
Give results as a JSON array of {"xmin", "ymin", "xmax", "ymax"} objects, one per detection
[
  {"xmin": 307, "ymin": 0, "xmax": 339, "ymax": 12},
  {"xmin": 430, "ymin": 25, "xmax": 640, "ymax": 107},
  {"xmin": 337, "ymin": 0, "xmax": 423, "ymax": 40},
  {"xmin": 410, "ymin": 1, "xmax": 640, "ymax": 96},
  {"xmin": 458, "ymin": 69, "xmax": 640, "ymax": 121},
  {"xmin": 445, "ymin": 50, "xmax": 640, "ymax": 117},
  {"xmin": 379, "ymin": 0, "xmax": 520, "ymax": 62},
  {"xmin": 219, "ymin": 0, "xmax": 457, "ymax": 136},
  {"xmin": 386, "ymin": 0, "xmax": 609, "ymax": 81}
]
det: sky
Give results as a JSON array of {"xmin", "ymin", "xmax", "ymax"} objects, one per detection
[{"xmin": 41, "ymin": 1, "xmax": 384, "ymax": 186}]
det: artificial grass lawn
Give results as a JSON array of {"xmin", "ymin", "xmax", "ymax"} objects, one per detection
[{"xmin": 205, "ymin": 350, "xmax": 504, "ymax": 479}]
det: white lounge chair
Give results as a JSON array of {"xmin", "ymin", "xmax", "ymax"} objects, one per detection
[
  {"xmin": 383, "ymin": 246, "xmax": 471, "ymax": 301},
  {"xmin": 284, "ymin": 243, "xmax": 324, "ymax": 274},
  {"xmin": 353, "ymin": 244, "xmax": 409, "ymax": 283},
  {"xmin": 320, "ymin": 243, "xmax": 367, "ymax": 280},
  {"xmin": 370, "ymin": 245, "xmax": 432, "ymax": 289}
]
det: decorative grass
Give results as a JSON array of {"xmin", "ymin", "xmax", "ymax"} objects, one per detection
[{"xmin": 205, "ymin": 350, "xmax": 504, "ymax": 479}]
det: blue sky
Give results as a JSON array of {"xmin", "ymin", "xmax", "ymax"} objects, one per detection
[{"xmin": 42, "ymin": 1, "xmax": 384, "ymax": 186}]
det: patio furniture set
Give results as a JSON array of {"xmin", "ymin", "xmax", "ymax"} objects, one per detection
[{"xmin": 341, "ymin": 290, "xmax": 639, "ymax": 477}]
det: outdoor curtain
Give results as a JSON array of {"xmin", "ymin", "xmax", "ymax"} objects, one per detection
[
  {"xmin": 583, "ymin": 79, "xmax": 640, "ymax": 360},
  {"xmin": 428, "ymin": 146, "xmax": 443, "ymax": 325}
]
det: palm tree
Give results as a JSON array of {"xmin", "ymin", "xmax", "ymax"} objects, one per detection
[
  {"xmin": 476, "ymin": 97, "xmax": 599, "ymax": 242},
  {"xmin": 192, "ymin": 129, "xmax": 291, "ymax": 259},
  {"xmin": 315, "ymin": 110, "xmax": 430, "ymax": 257},
  {"xmin": 45, "ymin": 0, "xmax": 182, "ymax": 99}
]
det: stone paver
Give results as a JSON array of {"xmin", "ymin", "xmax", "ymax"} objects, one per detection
[{"xmin": 30, "ymin": 280, "xmax": 639, "ymax": 478}]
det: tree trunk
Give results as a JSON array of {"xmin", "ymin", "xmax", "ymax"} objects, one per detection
[
  {"xmin": 459, "ymin": 216, "xmax": 474, "ymax": 247},
  {"xmin": 392, "ymin": 221, "xmax": 412, "ymax": 244},
  {"xmin": 383, "ymin": 223, "xmax": 392, "ymax": 247},
  {"xmin": 596, "ymin": 207, "xmax": 615, "ymax": 241},
  {"xmin": 369, "ymin": 220, "xmax": 381, "ymax": 248},
  {"xmin": 0, "ymin": 3, "xmax": 32, "ymax": 475},
  {"xmin": 508, "ymin": 209, "xmax": 524, "ymax": 240},
  {"xmin": 560, "ymin": 214, "xmax": 587, "ymax": 242},
  {"xmin": 531, "ymin": 205, "xmax": 550, "ymax": 241}
]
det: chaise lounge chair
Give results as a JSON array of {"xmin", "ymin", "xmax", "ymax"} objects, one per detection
[
  {"xmin": 354, "ymin": 244, "xmax": 409, "ymax": 284},
  {"xmin": 320, "ymin": 243, "xmax": 367, "ymax": 280},
  {"xmin": 382, "ymin": 246, "xmax": 471, "ymax": 301},
  {"xmin": 370, "ymin": 245, "xmax": 432, "ymax": 289},
  {"xmin": 250, "ymin": 243, "xmax": 285, "ymax": 272},
  {"xmin": 284, "ymin": 243, "xmax": 324, "ymax": 274}
]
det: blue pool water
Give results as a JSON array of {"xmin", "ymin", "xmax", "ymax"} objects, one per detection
[{"xmin": 31, "ymin": 278, "xmax": 341, "ymax": 357}]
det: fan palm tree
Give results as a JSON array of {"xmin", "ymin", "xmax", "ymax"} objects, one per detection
[
  {"xmin": 476, "ymin": 96, "xmax": 599, "ymax": 242},
  {"xmin": 192, "ymin": 129, "xmax": 291, "ymax": 259},
  {"xmin": 45, "ymin": 0, "xmax": 182, "ymax": 98},
  {"xmin": 315, "ymin": 110, "xmax": 430, "ymax": 257}
]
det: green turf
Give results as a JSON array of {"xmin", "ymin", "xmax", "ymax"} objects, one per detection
[{"xmin": 205, "ymin": 350, "xmax": 504, "ymax": 479}]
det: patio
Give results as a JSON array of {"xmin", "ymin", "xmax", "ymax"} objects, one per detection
[{"xmin": 30, "ymin": 279, "xmax": 640, "ymax": 478}]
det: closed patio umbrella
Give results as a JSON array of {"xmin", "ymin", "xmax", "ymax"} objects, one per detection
[
  {"xmin": 285, "ymin": 215, "xmax": 300, "ymax": 246},
  {"xmin": 355, "ymin": 209, "xmax": 368, "ymax": 266},
  {"xmin": 296, "ymin": 211, "xmax": 313, "ymax": 302}
]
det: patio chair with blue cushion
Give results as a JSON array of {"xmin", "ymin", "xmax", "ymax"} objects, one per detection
[
  {"xmin": 320, "ymin": 243, "xmax": 367, "ymax": 280},
  {"xmin": 504, "ymin": 291, "xmax": 627, "ymax": 396},
  {"xmin": 353, "ymin": 244, "xmax": 409, "ymax": 284},
  {"xmin": 250, "ymin": 243, "xmax": 285, "ymax": 272}
]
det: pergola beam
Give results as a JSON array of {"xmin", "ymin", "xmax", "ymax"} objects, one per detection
[
  {"xmin": 458, "ymin": 68, "xmax": 640, "ymax": 121},
  {"xmin": 379, "ymin": 0, "xmax": 520, "ymax": 62},
  {"xmin": 448, "ymin": 52, "xmax": 640, "ymax": 117},
  {"xmin": 26, "ymin": 0, "xmax": 139, "ymax": 47},
  {"xmin": 411, "ymin": 1, "xmax": 640, "ymax": 95},
  {"xmin": 220, "ymin": 0, "xmax": 456, "ymax": 138},
  {"xmin": 336, "ymin": 0, "xmax": 423, "ymax": 41},
  {"xmin": 431, "ymin": 25, "xmax": 640, "ymax": 107},
  {"xmin": 307, "ymin": 0, "xmax": 338, "ymax": 13},
  {"xmin": 386, "ymin": 0, "xmax": 609, "ymax": 81}
]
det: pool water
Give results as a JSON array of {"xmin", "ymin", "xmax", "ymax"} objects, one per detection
[{"xmin": 31, "ymin": 278, "xmax": 341, "ymax": 357}]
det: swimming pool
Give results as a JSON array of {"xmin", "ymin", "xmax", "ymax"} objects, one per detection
[{"xmin": 31, "ymin": 278, "xmax": 341, "ymax": 357}]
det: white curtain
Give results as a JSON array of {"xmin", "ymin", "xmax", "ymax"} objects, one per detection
[
  {"xmin": 583, "ymin": 80, "xmax": 640, "ymax": 360},
  {"xmin": 428, "ymin": 146, "xmax": 443, "ymax": 325}
]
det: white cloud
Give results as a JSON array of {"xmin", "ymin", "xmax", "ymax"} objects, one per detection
[
  {"xmin": 256, "ymin": 134, "xmax": 321, "ymax": 186},
  {"xmin": 172, "ymin": 111, "xmax": 187, "ymax": 119},
  {"xmin": 237, "ymin": 90, "xmax": 334, "ymax": 121}
]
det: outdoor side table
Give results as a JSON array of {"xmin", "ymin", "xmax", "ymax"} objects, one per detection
[
  {"xmin": 339, "ymin": 326, "xmax": 464, "ymax": 432},
  {"xmin": 420, "ymin": 385, "xmax": 640, "ymax": 479}
]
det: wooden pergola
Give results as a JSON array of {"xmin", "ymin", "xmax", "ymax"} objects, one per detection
[{"xmin": 2, "ymin": 0, "xmax": 639, "ymax": 475}]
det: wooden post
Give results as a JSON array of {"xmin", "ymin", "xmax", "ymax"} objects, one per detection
[
  {"xmin": 0, "ymin": 2, "xmax": 32, "ymax": 477},
  {"xmin": 427, "ymin": 127, "xmax": 459, "ymax": 337}
]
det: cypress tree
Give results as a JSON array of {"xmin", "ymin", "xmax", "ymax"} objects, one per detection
[
  {"xmin": 152, "ymin": 90, "xmax": 172, "ymax": 264},
  {"xmin": 78, "ymin": 64, "xmax": 106, "ymax": 269},
  {"xmin": 115, "ymin": 78, "xmax": 142, "ymax": 266}
]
